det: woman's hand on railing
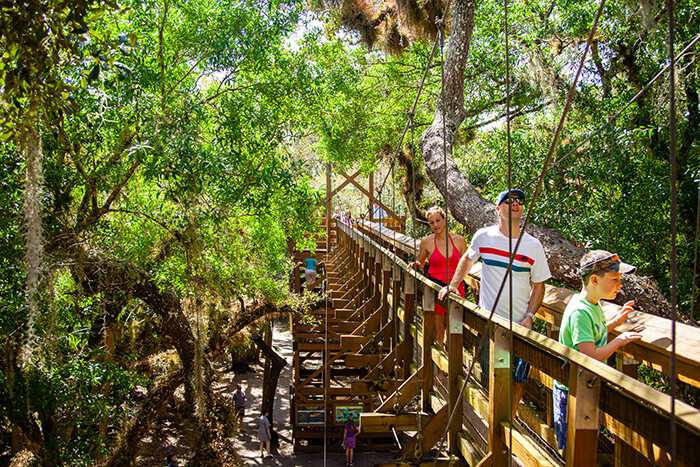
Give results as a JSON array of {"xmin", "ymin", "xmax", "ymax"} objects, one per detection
[{"xmin": 438, "ymin": 285, "xmax": 458, "ymax": 301}]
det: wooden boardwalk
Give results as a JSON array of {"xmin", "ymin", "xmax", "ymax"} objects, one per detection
[{"xmin": 290, "ymin": 220, "xmax": 700, "ymax": 466}]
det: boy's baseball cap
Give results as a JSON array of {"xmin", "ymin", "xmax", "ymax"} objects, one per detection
[
  {"xmin": 496, "ymin": 188, "xmax": 526, "ymax": 205},
  {"xmin": 579, "ymin": 250, "xmax": 636, "ymax": 276}
]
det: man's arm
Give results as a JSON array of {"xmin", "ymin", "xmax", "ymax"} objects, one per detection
[
  {"xmin": 438, "ymin": 254, "xmax": 474, "ymax": 300},
  {"xmin": 519, "ymin": 281, "xmax": 545, "ymax": 329}
]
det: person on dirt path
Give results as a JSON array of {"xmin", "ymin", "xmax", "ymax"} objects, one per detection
[
  {"xmin": 166, "ymin": 453, "xmax": 178, "ymax": 467},
  {"xmin": 258, "ymin": 409, "xmax": 272, "ymax": 458},
  {"xmin": 232, "ymin": 384, "xmax": 245, "ymax": 431}
]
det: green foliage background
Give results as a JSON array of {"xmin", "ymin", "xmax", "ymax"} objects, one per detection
[{"xmin": 0, "ymin": 0, "xmax": 698, "ymax": 462}]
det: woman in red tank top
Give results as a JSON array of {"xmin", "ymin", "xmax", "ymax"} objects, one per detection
[{"xmin": 408, "ymin": 206, "xmax": 467, "ymax": 350}]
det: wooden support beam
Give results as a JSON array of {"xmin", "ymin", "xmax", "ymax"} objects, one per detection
[
  {"xmin": 295, "ymin": 342, "xmax": 342, "ymax": 351},
  {"xmin": 295, "ymin": 387, "xmax": 354, "ymax": 396},
  {"xmin": 422, "ymin": 287, "xmax": 436, "ymax": 412},
  {"xmin": 365, "ymin": 339, "xmax": 408, "ymax": 380},
  {"xmin": 402, "ymin": 269, "xmax": 416, "ymax": 380},
  {"xmin": 333, "ymin": 298, "xmax": 352, "ymax": 309},
  {"xmin": 565, "ymin": 365, "xmax": 601, "ymax": 466},
  {"xmin": 360, "ymin": 413, "xmax": 431, "ymax": 432},
  {"xmin": 475, "ymin": 452, "xmax": 492, "ymax": 467},
  {"xmin": 320, "ymin": 170, "xmax": 363, "ymax": 204},
  {"xmin": 500, "ymin": 422, "xmax": 560, "ymax": 466},
  {"xmin": 457, "ymin": 431, "xmax": 485, "ymax": 466},
  {"xmin": 376, "ymin": 365, "xmax": 424, "ymax": 413},
  {"xmin": 345, "ymin": 353, "xmax": 381, "ymax": 368},
  {"xmin": 296, "ymin": 350, "xmax": 347, "ymax": 389},
  {"xmin": 359, "ymin": 319, "xmax": 395, "ymax": 355},
  {"xmin": 350, "ymin": 305, "xmax": 382, "ymax": 337},
  {"xmin": 448, "ymin": 301, "xmax": 463, "ymax": 454},
  {"xmin": 340, "ymin": 334, "xmax": 369, "ymax": 352},
  {"xmin": 399, "ymin": 404, "xmax": 449, "ymax": 461},
  {"xmin": 350, "ymin": 379, "xmax": 400, "ymax": 395},
  {"xmin": 337, "ymin": 321, "xmax": 361, "ymax": 334},
  {"xmin": 487, "ymin": 326, "xmax": 510, "ymax": 466}
]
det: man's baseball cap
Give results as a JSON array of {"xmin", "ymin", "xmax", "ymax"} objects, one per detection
[
  {"xmin": 579, "ymin": 250, "xmax": 636, "ymax": 276},
  {"xmin": 496, "ymin": 188, "xmax": 526, "ymax": 206}
]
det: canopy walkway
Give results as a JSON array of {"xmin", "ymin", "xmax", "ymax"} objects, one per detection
[{"xmin": 290, "ymin": 219, "xmax": 700, "ymax": 466}]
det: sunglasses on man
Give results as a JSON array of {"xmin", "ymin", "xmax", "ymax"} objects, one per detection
[{"xmin": 502, "ymin": 197, "xmax": 526, "ymax": 206}]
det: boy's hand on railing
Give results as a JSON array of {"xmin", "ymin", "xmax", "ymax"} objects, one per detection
[
  {"xmin": 614, "ymin": 331, "xmax": 643, "ymax": 347},
  {"xmin": 611, "ymin": 300, "xmax": 635, "ymax": 329}
]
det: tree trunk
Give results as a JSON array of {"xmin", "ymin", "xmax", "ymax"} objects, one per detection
[
  {"xmin": 79, "ymin": 257, "xmax": 206, "ymax": 405},
  {"xmin": 261, "ymin": 321, "xmax": 273, "ymax": 414},
  {"xmin": 253, "ymin": 333, "xmax": 287, "ymax": 427},
  {"xmin": 418, "ymin": 0, "xmax": 672, "ymax": 317},
  {"xmin": 101, "ymin": 368, "xmax": 184, "ymax": 467}
]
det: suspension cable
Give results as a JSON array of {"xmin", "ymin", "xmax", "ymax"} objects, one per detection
[
  {"xmin": 606, "ymin": 116, "xmax": 615, "ymax": 249},
  {"xmin": 504, "ymin": 0, "xmax": 514, "ymax": 460},
  {"xmin": 668, "ymin": 0, "xmax": 678, "ymax": 463}
]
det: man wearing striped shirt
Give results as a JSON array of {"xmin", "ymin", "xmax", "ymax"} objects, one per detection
[{"xmin": 439, "ymin": 188, "xmax": 551, "ymax": 415}]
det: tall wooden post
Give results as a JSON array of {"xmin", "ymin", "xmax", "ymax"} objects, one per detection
[
  {"xmin": 422, "ymin": 286, "xmax": 436, "ymax": 411},
  {"xmin": 565, "ymin": 365, "xmax": 601, "ymax": 466},
  {"xmin": 369, "ymin": 172, "xmax": 374, "ymax": 221},
  {"xmin": 448, "ymin": 301, "xmax": 464, "ymax": 453},
  {"xmin": 326, "ymin": 163, "xmax": 332, "ymax": 252},
  {"xmin": 403, "ymin": 269, "xmax": 415, "ymax": 380},
  {"xmin": 488, "ymin": 325, "xmax": 510, "ymax": 465},
  {"xmin": 382, "ymin": 255, "xmax": 392, "ymax": 329}
]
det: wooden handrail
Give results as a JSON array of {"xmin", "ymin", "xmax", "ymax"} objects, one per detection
[
  {"xmin": 335, "ymin": 220, "xmax": 700, "ymax": 465},
  {"xmin": 355, "ymin": 219, "xmax": 700, "ymax": 390}
]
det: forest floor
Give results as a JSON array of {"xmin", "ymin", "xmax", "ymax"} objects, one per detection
[{"xmin": 139, "ymin": 318, "xmax": 398, "ymax": 466}]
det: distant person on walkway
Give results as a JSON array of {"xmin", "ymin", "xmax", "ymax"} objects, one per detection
[
  {"xmin": 343, "ymin": 416, "xmax": 360, "ymax": 465},
  {"xmin": 371, "ymin": 200, "xmax": 387, "ymax": 221},
  {"xmin": 258, "ymin": 409, "xmax": 272, "ymax": 458},
  {"xmin": 232, "ymin": 384, "xmax": 245, "ymax": 430},
  {"xmin": 166, "ymin": 453, "xmax": 178, "ymax": 467},
  {"xmin": 553, "ymin": 250, "xmax": 643, "ymax": 451},
  {"xmin": 438, "ymin": 188, "xmax": 551, "ymax": 417},
  {"xmin": 304, "ymin": 258, "xmax": 322, "ymax": 289},
  {"xmin": 344, "ymin": 210, "xmax": 354, "ymax": 226},
  {"xmin": 408, "ymin": 205, "xmax": 468, "ymax": 350},
  {"xmin": 333, "ymin": 206, "xmax": 343, "ymax": 223}
]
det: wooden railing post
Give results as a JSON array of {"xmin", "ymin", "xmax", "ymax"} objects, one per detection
[
  {"xmin": 422, "ymin": 286, "xmax": 436, "ymax": 412},
  {"xmin": 402, "ymin": 269, "xmax": 415, "ymax": 380},
  {"xmin": 448, "ymin": 300, "xmax": 464, "ymax": 454},
  {"xmin": 565, "ymin": 365, "xmax": 601, "ymax": 466},
  {"xmin": 488, "ymin": 324, "xmax": 510, "ymax": 465},
  {"xmin": 382, "ymin": 253, "xmax": 392, "ymax": 318}
]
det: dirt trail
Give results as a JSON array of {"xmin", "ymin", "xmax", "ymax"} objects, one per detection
[
  {"xmin": 140, "ymin": 318, "xmax": 397, "ymax": 466},
  {"xmin": 227, "ymin": 319, "xmax": 396, "ymax": 466}
]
